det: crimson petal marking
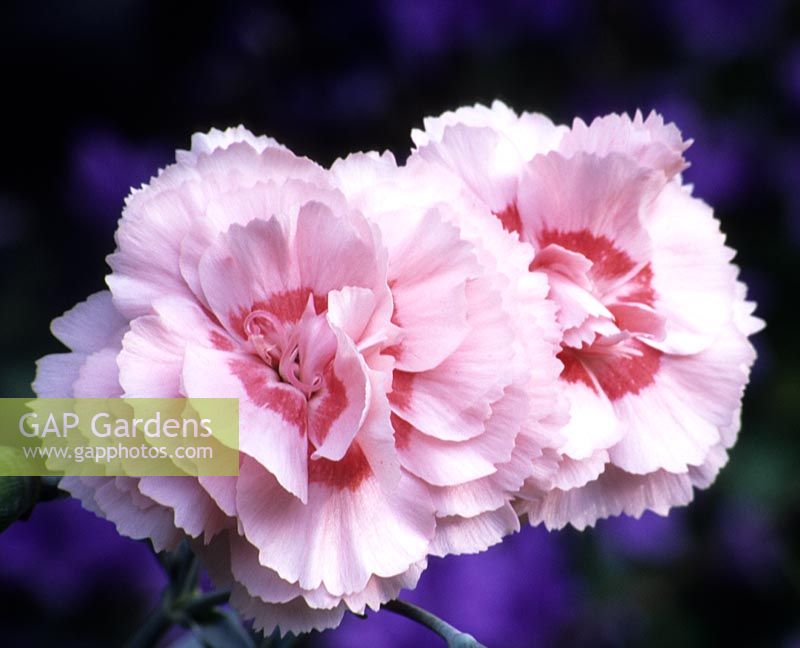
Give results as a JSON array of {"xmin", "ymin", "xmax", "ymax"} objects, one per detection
[
  {"xmin": 558, "ymin": 341, "xmax": 662, "ymax": 401},
  {"xmin": 308, "ymin": 443, "xmax": 373, "ymax": 492},
  {"xmin": 308, "ymin": 328, "xmax": 370, "ymax": 462},
  {"xmin": 198, "ymin": 218, "xmax": 302, "ymax": 339},
  {"xmin": 230, "ymin": 357, "xmax": 308, "ymax": 435},
  {"xmin": 494, "ymin": 202, "xmax": 523, "ymax": 236},
  {"xmin": 182, "ymin": 345, "xmax": 309, "ymax": 502},
  {"xmin": 538, "ymin": 228, "xmax": 637, "ymax": 284}
]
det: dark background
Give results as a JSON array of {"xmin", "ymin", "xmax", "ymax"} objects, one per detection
[{"xmin": 0, "ymin": 1, "xmax": 797, "ymax": 646}]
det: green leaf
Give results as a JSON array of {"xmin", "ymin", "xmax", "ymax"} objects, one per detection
[
  {"xmin": 190, "ymin": 609, "xmax": 255, "ymax": 648},
  {"xmin": 0, "ymin": 475, "xmax": 39, "ymax": 532}
]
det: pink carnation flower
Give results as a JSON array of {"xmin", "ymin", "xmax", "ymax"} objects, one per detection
[
  {"xmin": 412, "ymin": 101, "xmax": 763, "ymax": 529},
  {"xmin": 34, "ymin": 126, "xmax": 563, "ymax": 633}
]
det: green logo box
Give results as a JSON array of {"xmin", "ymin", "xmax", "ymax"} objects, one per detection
[{"xmin": 0, "ymin": 398, "xmax": 239, "ymax": 476}]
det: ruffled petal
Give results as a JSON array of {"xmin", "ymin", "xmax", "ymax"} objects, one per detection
[
  {"xmin": 308, "ymin": 328, "xmax": 370, "ymax": 462},
  {"xmin": 198, "ymin": 217, "xmax": 302, "ymax": 337},
  {"xmin": 558, "ymin": 110, "xmax": 690, "ymax": 179},
  {"xmin": 384, "ymin": 210, "xmax": 477, "ymax": 372},
  {"xmin": 175, "ymin": 125, "xmax": 285, "ymax": 165},
  {"xmin": 517, "ymin": 151, "xmax": 659, "ymax": 284},
  {"xmin": 412, "ymin": 100, "xmax": 566, "ymax": 162},
  {"xmin": 70, "ymin": 476, "xmax": 183, "ymax": 551},
  {"xmin": 608, "ymin": 322, "xmax": 756, "ymax": 474},
  {"xmin": 522, "ymin": 465, "xmax": 695, "ymax": 531},
  {"xmin": 646, "ymin": 183, "xmax": 741, "ymax": 354},
  {"xmin": 50, "ymin": 291, "xmax": 127, "ymax": 353},
  {"xmin": 236, "ymin": 456, "xmax": 435, "ymax": 596},
  {"xmin": 32, "ymin": 353, "xmax": 86, "ymax": 398},
  {"xmin": 183, "ymin": 344, "xmax": 309, "ymax": 503},
  {"xmin": 429, "ymin": 503, "xmax": 520, "ymax": 557},
  {"xmin": 389, "ymin": 277, "xmax": 515, "ymax": 441},
  {"xmin": 137, "ymin": 476, "xmax": 230, "ymax": 541}
]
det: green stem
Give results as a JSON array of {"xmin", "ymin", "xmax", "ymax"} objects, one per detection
[
  {"xmin": 123, "ymin": 604, "xmax": 173, "ymax": 648},
  {"xmin": 125, "ymin": 540, "xmax": 230, "ymax": 647},
  {"xmin": 182, "ymin": 589, "xmax": 231, "ymax": 617},
  {"xmin": 382, "ymin": 599, "xmax": 487, "ymax": 648}
]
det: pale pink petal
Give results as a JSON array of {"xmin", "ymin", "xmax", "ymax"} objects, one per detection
[
  {"xmin": 179, "ymin": 180, "xmax": 348, "ymax": 305},
  {"xmin": 608, "ymin": 323, "xmax": 756, "ymax": 474},
  {"xmin": 111, "ymin": 143, "xmax": 327, "ymax": 319},
  {"xmin": 188, "ymin": 144, "xmax": 327, "ymax": 189},
  {"xmin": 607, "ymin": 303, "xmax": 666, "ymax": 341},
  {"xmin": 196, "ymin": 533, "xmax": 343, "ymax": 620},
  {"xmin": 427, "ymin": 475, "xmax": 510, "ymax": 520},
  {"xmin": 327, "ymin": 285, "xmax": 399, "ymax": 354},
  {"xmin": 412, "ymin": 100, "xmax": 524, "ymax": 147},
  {"xmin": 227, "ymin": 534, "xmax": 311, "ymax": 605},
  {"xmin": 526, "ymin": 353, "xmax": 744, "ymax": 532},
  {"xmin": 384, "ymin": 210, "xmax": 477, "ymax": 372},
  {"xmin": 427, "ymin": 379, "xmax": 562, "ymax": 521},
  {"xmin": 308, "ymin": 327, "xmax": 370, "ymax": 462},
  {"xmin": 531, "ymin": 243, "xmax": 594, "ymax": 287},
  {"xmin": 176, "ymin": 125, "xmax": 285, "ymax": 165},
  {"xmin": 559, "ymin": 111, "xmax": 690, "ymax": 179},
  {"xmin": 117, "ymin": 296, "xmax": 235, "ymax": 398},
  {"xmin": 32, "ymin": 353, "xmax": 85, "ymax": 397},
  {"xmin": 413, "ymin": 123, "xmax": 522, "ymax": 212},
  {"xmin": 523, "ymin": 465, "xmax": 695, "ymax": 531},
  {"xmin": 545, "ymin": 269, "xmax": 616, "ymax": 334},
  {"xmin": 182, "ymin": 344, "xmax": 309, "ymax": 503},
  {"xmin": 688, "ymin": 443, "xmax": 730, "ymax": 489},
  {"xmin": 524, "ymin": 447, "xmax": 564, "ymax": 493},
  {"xmin": 117, "ymin": 296, "xmax": 222, "ymax": 399},
  {"xmin": 178, "ymin": 183, "xmax": 289, "ymax": 304},
  {"xmin": 646, "ymin": 183, "xmax": 741, "ymax": 354},
  {"xmin": 428, "ymin": 420, "xmax": 541, "ymax": 518},
  {"xmin": 73, "ymin": 347, "xmax": 123, "ymax": 397},
  {"xmin": 108, "ymin": 187, "xmax": 198, "ymax": 316},
  {"xmin": 352, "ymin": 368, "xmax": 402, "ymax": 492},
  {"xmin": 197, "ymin": 476, "xmax": 238, "ymax": 517},
  {"xmin": 236, "ymin": 456, "xmax": 435, "ymax": 596},
  {"xmin": 295, "ymin": 201, "xmax": 381, "ymax": 296},
  {"xmin": 118, "ymin": 315, "xmax": 186, "ymax": 397},
  {"xmin": 389, "ymin": 277, "xmax": 515, "ymax": 441},
  {"xmin": 230, "ymin": 588, "xmax": 346, "ymax": 637},
  {"xmin": 733, "ymin": 281, "xmax": 765, "ymax": 337},
  {"xmin": 392, "ymin": 414, "xmax": 504, "ymax": 486},
  {"xmin": 517, "ymin": 152, "xmax": 659, "ymax": 281},
  {"xmin": 392, "ymin": 377, "xmax": 527, "ymax": 488},
  {"xmin": 342, "ymin": 560, "xmax": 427, "ymax": 614},
  {"xmin": 429, "ymin": 503, "xmax": 520, "ymax": 557},
  {"xmin": 50, "ymin": 291, "xmax": 127, "ymax": 352},
  {"xmin": 412, "ymin": 100, "xmax": 566, "ymax": 162},
  {"xmin": 547, "ymin": 449, "xmax": 610, "ymax": 491},
  {"xmin": 608, "ymin": 387, "xmax": 721, "ymax": 475},
  {"xmin": 137, "ymin": 476, "xmax": 230, "ymax": 542},
  {"xmin": 198, "ymin": 218, "xmax": 301, "ymax": 337},
  {"xmin": 89, "ymin": 477, "xmax": 183, "ymax": 551},
  {"xmin": 557, "ymin": 380, "xmax": 622, "ymax": 460},
  {"xmin": 507, "ymin": 271, "xmax": 566, "ymax": 425}
]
